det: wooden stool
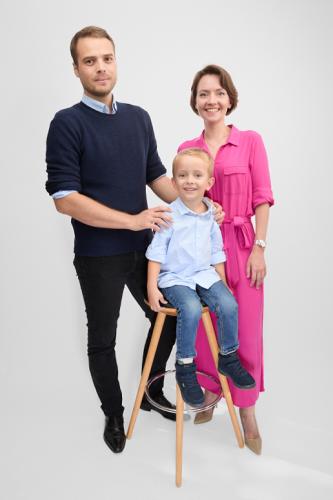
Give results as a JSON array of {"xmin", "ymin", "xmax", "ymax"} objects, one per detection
[{"xmin": 126, "ymin": 304, "xmax": 244, "ymax": 487}]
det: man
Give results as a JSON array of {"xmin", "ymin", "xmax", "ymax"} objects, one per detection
[{"xmin": 46, "ymin": 26, "xmax": 179, "ymax": 454}]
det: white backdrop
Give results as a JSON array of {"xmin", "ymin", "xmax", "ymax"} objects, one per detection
[{"xmin": 1, "ymin": 0, "xmax": 333, "ymax": 498}]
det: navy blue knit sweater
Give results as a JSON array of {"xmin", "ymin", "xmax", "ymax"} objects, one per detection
[{"xmin": 46, "ymin": 102, "xmax": 166, "ymax": 256}]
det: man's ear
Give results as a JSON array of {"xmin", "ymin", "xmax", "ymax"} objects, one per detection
[
  {"xmin": 73, "ymin": 63, "xmax": 79, "ymax": 78},
  {"xmin": 206, "ymin": 177, "xmax": 215, "ymax": 191}
]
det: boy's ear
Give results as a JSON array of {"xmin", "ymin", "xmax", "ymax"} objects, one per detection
[
  {"xmin": 171, "ymin": 177, "xmax": 177, "ymax": 189},
  {"xmin": 206, "ymin": 177, "xmax": 215, "ymax": 191}
]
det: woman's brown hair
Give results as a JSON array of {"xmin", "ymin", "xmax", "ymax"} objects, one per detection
[{"xmin": 190, "ymin": 64, "xmax": 238, "ymax": 115}]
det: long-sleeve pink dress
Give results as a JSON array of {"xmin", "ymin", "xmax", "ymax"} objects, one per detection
[{"xmin": 178, "ymin": 126, "xmax": 274, "ymax": 407}]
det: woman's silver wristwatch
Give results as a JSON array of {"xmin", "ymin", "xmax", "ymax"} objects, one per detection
[{"xmin": 254, "ymin": 239, "xmax": 266, "ymax": 248}]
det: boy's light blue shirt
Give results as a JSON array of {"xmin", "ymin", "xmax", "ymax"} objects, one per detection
[{"xmin": 145, "ymin": 197, "xmax": 226, "ymax": 290}]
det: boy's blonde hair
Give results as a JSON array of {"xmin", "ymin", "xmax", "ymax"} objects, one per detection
[{"xmin": 172, "ymin": 148, "xmax": 213, "ymax": 177}]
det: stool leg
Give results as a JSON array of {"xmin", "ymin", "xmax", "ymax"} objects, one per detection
[
  {"xmin": 127, "ymin": 312, "xmax": 167, "ymax": 439},
  {"xmin": 201, "ymin": 311, "xmax": 244, "ymax": 448},
  {"xmin": 176, "ymin": 384, "xmax": 184, "ymax": 487}
]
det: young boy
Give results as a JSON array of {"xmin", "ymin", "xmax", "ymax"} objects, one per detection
[{"xmin": 146, "ymin": 148, "xmax": 255, "ymax": 407}]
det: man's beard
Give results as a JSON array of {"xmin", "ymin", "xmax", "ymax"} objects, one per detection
[{"xmin": 84, "ymin": 83, "xmax": 112, "ymax": 98}]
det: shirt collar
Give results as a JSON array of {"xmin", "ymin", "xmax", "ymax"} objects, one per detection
[
  {"xmin": 199, "ymin": 124, "xmax": 240, "ymax": 148},
  {"xmin": 81, "ymin": 94, "xmax": 117, "ymax": 114},
  {"xmin": 227, "ymin": 125, "xmax": 240, "ymax": 145},
  {"xmin": 174, "ymin": 197, "xmax": 214, "ymax": 216}
]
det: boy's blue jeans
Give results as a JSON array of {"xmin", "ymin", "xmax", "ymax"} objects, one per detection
[{"xmin": 160, "ymin": 281, "xmax": 239, "ymax": 360}]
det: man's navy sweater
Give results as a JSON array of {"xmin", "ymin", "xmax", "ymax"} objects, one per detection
[{"xmin": 46, "ymin": 102, "xmax": 166, "ymax": 256}]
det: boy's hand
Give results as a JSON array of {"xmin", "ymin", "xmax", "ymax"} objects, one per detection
[
  {"xmin": 214, "ymin": 263, "xmax": 233, "ymax": 293},
  {"xmin": 148, "ymin": 287, "xmax": 168, "ymax": 312}
]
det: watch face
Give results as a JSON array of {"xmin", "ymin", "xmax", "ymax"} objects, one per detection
[{"xmin": 255, "ymin": 240, "xmax": 266, "ymax": 248}]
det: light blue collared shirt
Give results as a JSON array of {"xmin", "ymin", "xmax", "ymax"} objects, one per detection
[
  {"xmin": 52, "ymin": 94, "xmax": 117, "ymax": 200},
  {"xmin": 145, "ymin": 197, "xmax": 226, "ymax": 290},
  {"xmin": 81, "ymin": 93, "xmax": 118, "ymax": 114}
]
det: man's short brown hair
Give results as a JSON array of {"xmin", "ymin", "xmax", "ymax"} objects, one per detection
[
  {"xmin": 70, "ymin": 26, "xmax": 115, "ymax": 65},
  {"xmin": 172, "ymin": 148, "xmax": 213, "ymax": 177},
  {"xmin": 190, "ymin": 64, "xmax": 238, "ymax": 116}
]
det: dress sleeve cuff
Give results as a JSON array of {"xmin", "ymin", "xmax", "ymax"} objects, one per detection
[{"xmin": 252, "ymin": 188, "xmax": 275, "ymax": 210}]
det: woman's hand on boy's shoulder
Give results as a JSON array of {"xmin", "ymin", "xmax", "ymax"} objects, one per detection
[{"xmin": 211, "ymin": 202, "xmax": 225, "ymax": 225}]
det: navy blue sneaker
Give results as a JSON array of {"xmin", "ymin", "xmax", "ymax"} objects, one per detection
[
  {"xmin": 175, "ymin": 362, "xmax": 204, "ymax": 407},
  {"xmin": 218, "ymin": 352, "xmax": 256, "ymax": 389}
]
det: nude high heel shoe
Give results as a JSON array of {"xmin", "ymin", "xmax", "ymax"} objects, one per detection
[
  {"xmin": 244, "ymin": 436, "xmax": 262, "ymax": 455},
  {"xmin": 239, "ymin": 408, "xmax": 262, "ymax": 455},
  {"xmin": 194, "ymin": 406, "xmax": 215, "ymax": 424},
  {"xmin": 194, "ymin": 390, "xmax": 217, "ymax": 424}
]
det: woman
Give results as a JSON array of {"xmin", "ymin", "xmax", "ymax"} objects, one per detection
[{"xmin": 178, "ymin": 65, "xmax": 274, "ymax": 454}]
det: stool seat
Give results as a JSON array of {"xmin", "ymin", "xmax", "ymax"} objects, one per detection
[{"xmin": 155, "ymin": 304, "xmax": 210, "ymax": 317}]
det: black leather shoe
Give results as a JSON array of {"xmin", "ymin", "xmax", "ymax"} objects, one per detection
[
  {"xmin": 140, "ymin": 392, "xmax": 176, "ymax": 421},
  {"xmin": 103, "ymin": 415, "xmax": 126, "ymax": 453}
]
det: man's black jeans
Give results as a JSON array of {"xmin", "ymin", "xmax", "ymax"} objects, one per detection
[{"xmin": 74, "ymin": 252, "xmax": 176, "ymax": 418}]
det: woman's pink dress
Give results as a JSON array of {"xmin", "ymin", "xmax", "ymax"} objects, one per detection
[{"xmin": 178, "ymin": 126, "xmax": 274, "ymax": 407}]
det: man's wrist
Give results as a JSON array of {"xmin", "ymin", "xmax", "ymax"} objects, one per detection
[{"xmin": 125, "ymin": 213, "xmax": 136, "ymax": 231}]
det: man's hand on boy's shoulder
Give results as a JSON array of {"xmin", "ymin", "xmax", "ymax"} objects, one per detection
[{"xmin": 131, "ymin": 205, "xmax": 173, "ymax": 232}]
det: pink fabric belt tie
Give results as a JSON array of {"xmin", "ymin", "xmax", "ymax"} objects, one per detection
[{"xmin": 222, "ymin": 216, "xmax": 253, "ymax": 288}]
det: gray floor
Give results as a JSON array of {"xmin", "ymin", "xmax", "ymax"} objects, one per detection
[{"xmin": 2, "ymin": 396, "xmax": 333, "ymax": 500}]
